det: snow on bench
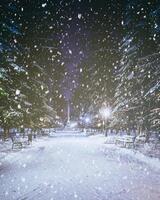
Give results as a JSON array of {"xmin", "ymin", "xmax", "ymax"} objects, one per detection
[
  {"xmin": 116, "ymin": 135, "xmax": 136, "ymax": 148},
  {"xmin": 134, "ymin": 134, "xmax": 147, "ymax": 147},
  {"xmin": 11, "ymin": 134, "xmax": 32, "ymax": 149},
  {"xmin": 11, "ymin": 137, "xmax": 25, "ymax": 149},
  {"xmin": 148, "ymin": 134, "xmax": 160, "ymax": 149}
]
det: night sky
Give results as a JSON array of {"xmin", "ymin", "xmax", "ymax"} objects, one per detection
[
  {"xmin": 7, "ymin": 0, "xmax": 122, "ymax": 119},
  {"xmin": 3, "ymin": 0, "xmax": 158, "ymax": 123}
]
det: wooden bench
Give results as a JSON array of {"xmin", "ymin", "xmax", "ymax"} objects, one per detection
[
  {"xmin": 11, "ymin": 135, "xmax": 31, "ymax": 149},
  {"xmin": 134, "ymin": 134, "xmax": 147, "ymax": 147},
  {"xmin": 11, "ymin": 136, "xmax": 22, "ymax": 149},
  {"xmin": 116, "ymin": 135, "xmax": 135, "ymax": 148},
  {"xmin": 148, "ymin": 135, "xmax": 160, "ymax": 149}
]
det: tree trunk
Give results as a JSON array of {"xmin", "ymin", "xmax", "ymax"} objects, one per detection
[
  {"xmin": 3, "ymin": 127, "xmax": 9, "ymax": 141},
  {"xmin": 145, "ymin": 127, "xmax": 150, "ymax": 143}
]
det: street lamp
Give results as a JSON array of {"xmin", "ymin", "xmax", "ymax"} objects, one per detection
[
  {"xmin": 85, "ymin": 117, "xmax": 90, "ymax": 123},
  {"xmin": 99, "ymin": 107, "xmax": 112, "ymax": 136}
]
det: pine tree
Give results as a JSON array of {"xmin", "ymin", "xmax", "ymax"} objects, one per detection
[
  {"xmin": 113, "ymin": 0, "xmax": 160, "ymax": 135},
  {"xmin": 0, "ymin": 2, "xmax": 26, "ymax": 138}
]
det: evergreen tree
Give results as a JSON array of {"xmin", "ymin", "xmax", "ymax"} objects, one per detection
[
  {"xmin": 113, "ymin": 0, "xmax": 160, "ymax": 135},
  {"xmin": 0, "ymin": 2, "xmax": 26, "ymax": 138}
]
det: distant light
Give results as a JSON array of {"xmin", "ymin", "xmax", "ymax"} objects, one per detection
[
  {"xmin": 97, "ymin": 123, "xmax": 101, "ymax": 127},
  {"xmin": 99, "ymin": 107, "xmax": 112, "ymax": 119},
  {"xmin": 85, "ymin": 117, "xmax": 90, "ymax": 123},
  {"xmin": 79, "ymin": 116, "xmax": 83, "ymax": 120}
]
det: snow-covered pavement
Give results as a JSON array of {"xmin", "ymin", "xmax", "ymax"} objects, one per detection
[{"xmin": 0, "ymin": 135, "xmax": 160, "ymax": 200}]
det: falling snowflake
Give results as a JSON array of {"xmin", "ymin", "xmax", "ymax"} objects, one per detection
[
  {"xmin": 69, "ymin": 49, "xmax": 72, "ymax": 54},
  {"xmin": 15, "ymin": 89, "xmax": 20, "ymax": 95},
  {"xmin": 42, "ymin": 3, "xmax": 47, "ymax": 7},
  {"xmin": 78, "ymin": 13, "xmax": 82, "ymax": 19}
]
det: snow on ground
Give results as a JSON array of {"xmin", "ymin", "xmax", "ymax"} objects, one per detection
[
  {"xmin": 105, "ymin": 134, "xmax": 160, "ymax": 159},
  {"xmin": 0, "ymin": 134, "xmax": 160, "ymax": 200},
  {"xmin": 0, "ymin": 140, "xmax": 13, "ymax": 160},
  {"xmin": 102, "ymin": 143, "xmax": 160, "ymax": 172}
]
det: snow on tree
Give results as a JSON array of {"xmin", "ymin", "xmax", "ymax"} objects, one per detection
[
  {"xmin": 112, "ymin": 0, "xmax": 160, "ymax": 136},
  {"xmin": 0, "ymin": 2, "xmax": 26, "ymax": 138}
]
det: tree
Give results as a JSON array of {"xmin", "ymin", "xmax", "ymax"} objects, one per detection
[
  {"xmin": 112, "ymin": 0, "xmax": 160, "ymax": 135},
  {"xmin": 0, "ymin": 2, "xmax": 26, "ymax": 138}
]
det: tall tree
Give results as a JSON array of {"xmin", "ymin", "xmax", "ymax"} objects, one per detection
[
  {"xmin": 0, "ymin": 2, "xmax": 26, "ymax": 138},
  {"xmin": 112, "ymin": 0, "xmax": 160, "ymax": 135}
]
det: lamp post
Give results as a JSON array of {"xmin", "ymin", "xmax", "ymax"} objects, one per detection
[
  {"xmin": 67, "ymin": 101, "xmax": 70, "ymax": 124},
  {"xmin": 99, "ymin": 107, "xmax": 112, "ymax": 136}
]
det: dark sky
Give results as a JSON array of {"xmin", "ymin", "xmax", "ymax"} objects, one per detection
[{"xmin": 1, "ymin": 0, "xmax": 124, "ymax": 120}]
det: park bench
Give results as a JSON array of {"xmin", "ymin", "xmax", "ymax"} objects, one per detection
[
  {"xmin": 11, "ymin": 136, "xmax": 23, "ymax": 149},
  {"xmin": 42, "ymin": 128, "xmax": 50, "ymax": 136},
  {"xmin": 148, "ymin": 134, "xmax": 160, "ymax": 149},
  {"xmin": 116, "ymin": 135, "xmax": 136, "ymax": 148},
  {"xmin": 134, "ymin": 134, "xmax": 147, "ymax": 147},
  {"xmin": 11, "ymin": 134, "xmax": 32, "ymax": 149}
]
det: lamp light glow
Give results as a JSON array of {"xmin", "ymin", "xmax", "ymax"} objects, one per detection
[
  {"xmin": 100, "ymin": 107, "xmax": 112, "ymax": 119},
  {"xmin": 85, "ymin": 117, "xmax": 90, "ymax": 123}
]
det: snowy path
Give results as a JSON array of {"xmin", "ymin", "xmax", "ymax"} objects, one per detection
[{"xmin": 0, "ymin": 135, "xmax": 160, "ymax": 200}]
